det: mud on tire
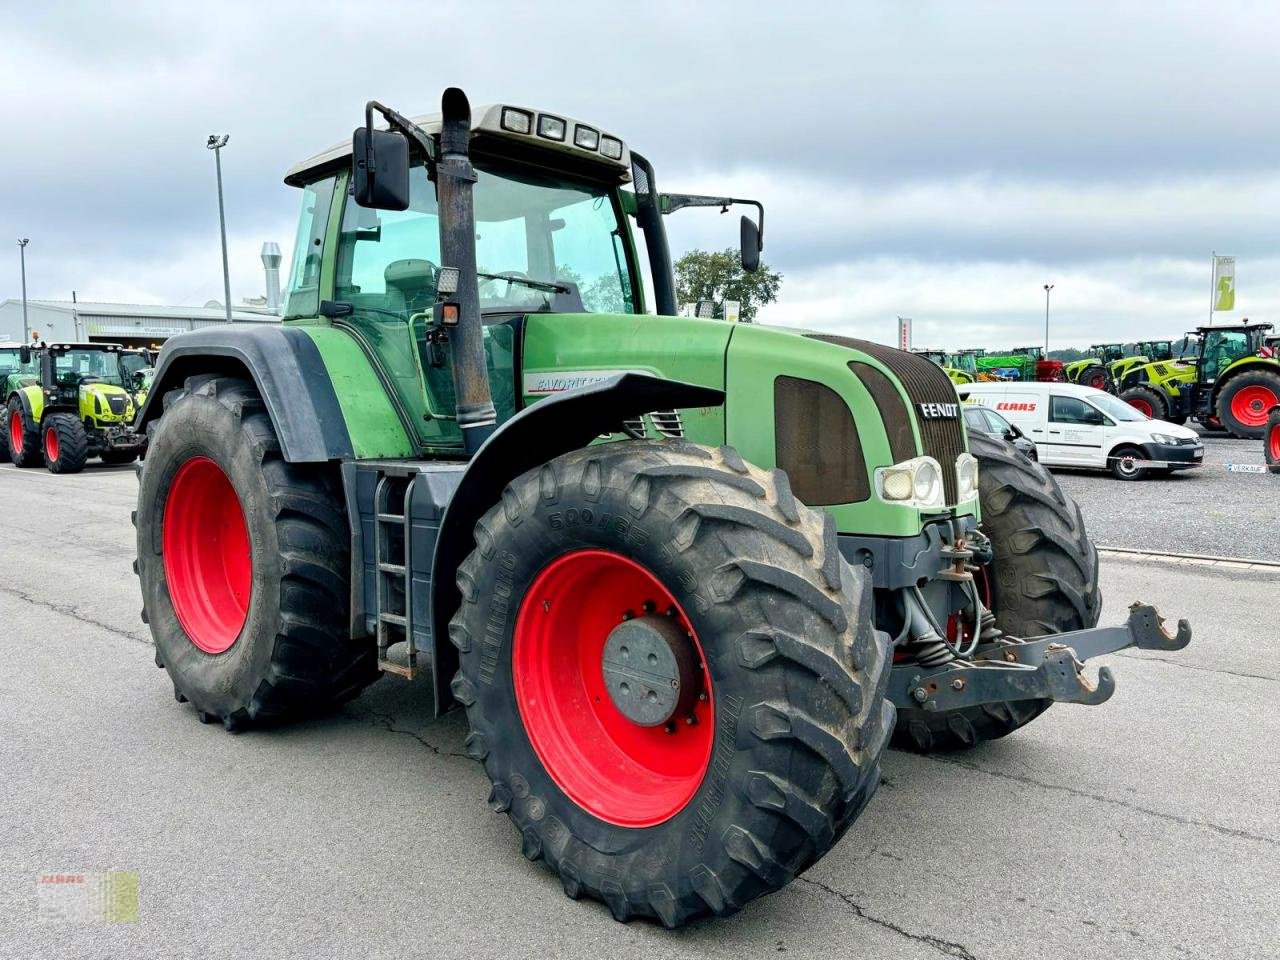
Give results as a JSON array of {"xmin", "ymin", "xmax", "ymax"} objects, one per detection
[
  {"xmin": 894, "ymin": 431, "xmax": 1101, "ymax": 752},
  {"xmin": 449, "ymin": 440, "xmax": 894, "ymax": 926},
  {"xmin": 135, "ymin": 375, "xmax": 379, "ymax": 730}
]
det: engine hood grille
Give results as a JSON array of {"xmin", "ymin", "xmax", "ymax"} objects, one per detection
[{"xmin": 806, "ymin": 334, "xmax": 966, "ymax": 503}]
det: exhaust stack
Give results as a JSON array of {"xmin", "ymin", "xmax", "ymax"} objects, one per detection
[
  {"xmin": 261, "ymin": 241, "xmax": 282, "ymax": 315},
  {"xmin": 437, "ymin": 87, "xmax": 496, "ymax": 453}
]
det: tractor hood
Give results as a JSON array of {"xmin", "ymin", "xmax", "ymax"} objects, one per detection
[{"xmin": 80, "ymin": 381, "xmax": 136, "ymax": 423}]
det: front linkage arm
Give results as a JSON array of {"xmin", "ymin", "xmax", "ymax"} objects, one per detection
[{"xmin": 890, "ymin": 604, "xmax": 1192, "ymax": 712}]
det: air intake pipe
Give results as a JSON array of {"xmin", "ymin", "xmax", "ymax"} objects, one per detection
[{"xmin": 437, "ymin": 87, "xmax": 497, "ymax": 454}]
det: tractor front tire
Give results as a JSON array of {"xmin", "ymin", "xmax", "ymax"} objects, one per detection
[
  {"xmin": 43, "ymin": 414, "xmax": 90, "ymax": 474},
  {"xmin": 1121, "ymin": 385, "xmax": 1167, "ymax": 421},
  {"xmin": 449, "ymin": 441, "xmax": 894, "ymax": 926},
  {"xmin": 135, "ymin": 375, "xmax": 379, "ymax": 730},
  {"xmin": 894, "ymin": 432, "xmax": 1101, "ymax": 752},
  {"xmin": 1217, "ymin": 370, "xmax": 1280, "ymax": 439},
  {"xmin": 1079, "ymin": 363, "xmax": 1112, "ymax": 393},
  {"xmin": 7, "ymin": 397, "xmax": 43, "ymax": 468}
]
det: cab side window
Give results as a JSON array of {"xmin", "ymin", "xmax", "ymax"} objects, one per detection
[
  {"xmin": 1051, "ymin": 396, "xmax": 1100, "ymax": 425},
  {"xmin": 283, "ymin": 177, "xmax": 337, "ymax": 319}
]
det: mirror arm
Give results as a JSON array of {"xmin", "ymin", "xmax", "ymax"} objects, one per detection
[
  {"xmin": 660, "ymin": 194, "xmax": 764, "ymax": 249},
  {"xmin": 365, "ymin": 100, "xmax": 438, "ymax": 173}
]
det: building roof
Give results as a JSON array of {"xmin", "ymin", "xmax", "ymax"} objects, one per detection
[{"xmin": 2, "ymin": 299, "xmax": 275, "ymax": 323}]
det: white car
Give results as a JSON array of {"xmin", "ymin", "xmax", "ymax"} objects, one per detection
[{"xmin": 959, "ymin": 381, "xmax": 1204, "ymax": 480}]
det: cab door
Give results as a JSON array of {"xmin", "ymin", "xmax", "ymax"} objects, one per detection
[{"xmin": 1046, "ymin": 395, "xmax": 1108, "ymax": 466}]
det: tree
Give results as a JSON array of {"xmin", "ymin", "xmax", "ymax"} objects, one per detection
[{"xmin": 674, "ymin": 248, "xmax": 782, "ymax": 323}]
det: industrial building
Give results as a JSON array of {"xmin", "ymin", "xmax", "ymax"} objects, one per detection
[{"xmin": 0, "ymin": 242, "xmax": 284, "ymax": 348}]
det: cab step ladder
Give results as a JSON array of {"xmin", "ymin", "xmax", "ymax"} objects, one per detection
[{"xmin": 373, "ymin": 472, "xmax": 418, "ymax": 679}]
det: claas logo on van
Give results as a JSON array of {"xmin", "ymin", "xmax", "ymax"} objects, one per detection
[{"xmin": 996, "ymin": 401, "xmax": 1037, "ymax": 412}]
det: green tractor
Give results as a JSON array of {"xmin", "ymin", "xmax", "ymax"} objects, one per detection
[
  {"xmin": 1120, "ymin": 323, "xmax": 1279, "ymax": 436},
  {"xmin": 911, "ymin": 348, "xmax": 973, "ymax": 384},
  {"xmin": 119, "ymin": 348, "xmax": 156, "ymax": 408},
  {"xmin": 0, "ymin": 343, "xmax": 39, "ymax": 464},
  {"xmin": 4, "ymin": 342, "xmax": 147, "ymax": 472},
  {"xmin": 133, "ymin": 89, "xmax": 1191, "ymax": 926},
  {"xmin": 1066, "ymin": 343, "xmax": 1126, "ymax": 390}
]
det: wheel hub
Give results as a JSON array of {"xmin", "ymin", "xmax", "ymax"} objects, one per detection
[{"xmin": 601, "ymin": 614, "xmax": 699, "ymax": 726}]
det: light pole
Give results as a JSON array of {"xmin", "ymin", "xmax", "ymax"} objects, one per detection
[
  {"xmin": 17, "ymin": 238, "xmax": 29, "ymax": 341},
  {"xmin": 207, "ymin": 134, "xmax": 232, "ymax": 323},
  {"xmin": 1043, "ymin": 283, "xmax": 1054, "ymax": 354}
]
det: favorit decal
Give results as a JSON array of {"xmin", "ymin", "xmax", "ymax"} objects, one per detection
[{"xmin": 523, "ymin": 369, "xmax": 649, "ymax": 396}]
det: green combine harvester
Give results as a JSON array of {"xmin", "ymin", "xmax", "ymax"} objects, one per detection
[
  {"xmin": 1120, "ymin": 322, "xmax": 1279, "ymax": 436},
  {"xmin": 4, "ymin": 342, "xmax": 146, "ymax": 472},
  {"xmin": 132, "ymin": 88, "xmax": 1191, "ymax": 926}
]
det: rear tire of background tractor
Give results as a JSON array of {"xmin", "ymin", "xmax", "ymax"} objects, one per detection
[
  {"xmin": 449, "ymin": 441, "xmax": 894, "ymax": 927},
  {"xmin": 1216, "ymin": 370, "xmax": 1280, "ymax": 439},
  {"xmin": 43, "ymin": 414, "xmax": 90, "ymax": 474},
  {"xmin": 100, "ymin": 449, "xmax": 139, "ymax": 465},
  {"xmin": 1266, "ymin": 406, "xmax": 1280, "ymax": 473},
  {"xmin": 7, "ymin": 398, "xmax": 43, "ymax": 468},
  {"xmin": 1120, "ymin": 385, "xmax": 1167, "ymax": 421},
  {"xmin": 135, "ymin": 375, "xmax": 379, "ymax": 731},
  {"xmin": 1079, "ymin": 363, "xmax": 1112, "ymax": 392},
  {"xmin": 893, "ymin": 432, "xmax": 1101, "ymax": 753}
]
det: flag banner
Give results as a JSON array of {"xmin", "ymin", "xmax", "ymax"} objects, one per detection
[
  {"xmin": 898, "ymin": 317, "xmax": 912, "ymax": 350},
  {"xmin": 1213, "ymin": 256, "xmax": 1235, "ymax": 311}
]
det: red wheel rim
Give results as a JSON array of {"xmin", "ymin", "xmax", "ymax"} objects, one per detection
[
  {"xmin": 1230, "ymin": 386, "xmax": 1279, "ymax": 427},
  {"xmin": 512, "ymin": 549, "xmax": 714, "ymax": 827},
  {"xmin": 1127, "ymin": 397, "xmax": 1153, "ymax": 417},
  {"xmin": 163, "ymin": 457, "xmax": 251, "ymax": 654},
  {"xmin": 44, "ymin": 425, "xmax": 59, "ymax": 463},
  {"xmin": 9, "ymin": 411, "xmax": 22, "ymax": 454},
  {"xmin": 1269, "ymin": 422, "xmax": 1280, "ymax": 461},
  {"xmin": 1088, "ymin": 372, "xmax": 1107, "ymax": 390}
]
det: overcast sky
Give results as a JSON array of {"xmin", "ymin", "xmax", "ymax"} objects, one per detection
[{"xmin": 2, "ymin": 1, "xmax": 1277, "ymax": 348}]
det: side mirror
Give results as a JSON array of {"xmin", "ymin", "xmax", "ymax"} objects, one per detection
[
  {"xmin": 18, "ymin": 345, "xmax": 30, "ymax": 365},
  {"xmin": 352, "ymin": 110, "xmax": 410, "ymax": 211},
  {"xmin": 1007, "ymin": 424, "xmax": 1023, "ymax": 439},
  {"xmin": 740, "ymin": 216, "xmax": 761, "ymax": 273}
]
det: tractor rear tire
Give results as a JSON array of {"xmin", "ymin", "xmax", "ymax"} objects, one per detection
[
  {"xmin": 135, "ymin": 375, "xmax": 379, "ymax": 731},
  {"xmin": 1266, "ymin": 406, "xmax": 1280, "ymax": 473},
  {"xmin": 7, "ymin": 397, "xmax": 43, "ymax": 468},
  {"xmin": 43, "ymin": 414, "xmax": 90, "ymax": 474},
  {"xmin": 893, "ymin": 431, "xmax": 1101, "ymax": 753},
  {"xmin": 1121, "ymin": 385, "xmax": 1167, "ymax": 421},
  {"xmin": 1216, "ymin": 369, "xmax": 1280, "ymax": 439},
  {"xmin": 449, "ymin": 440, "xmax": 894, "ymax": 927}
]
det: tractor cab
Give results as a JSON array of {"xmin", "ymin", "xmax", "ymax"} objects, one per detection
[
  {"xmin": 118, "ymin": 349, "xmax": 155, "ymax": 405},
  {"xmin": 1135, "ymin": 340, "xmax": 1174, "ymax": 362},
  {"xmin": 0, "ymin": 342, "xmax": 39, "ymax": 396}
]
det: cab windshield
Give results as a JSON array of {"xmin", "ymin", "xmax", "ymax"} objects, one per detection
[
  {"xmin": 119, "ymin": 353, "xmax": 151, "ymax": 380},
  {"xmin": 336, "ymin": 161, "xmax": 637, "ymax": 319},
  {"xmin": 1091, "ymin": 392, "xmax": 1149, "ymax": 422},
  {"xmin": 0, "ymin": 348, "xmax": 35, "ymax": 375},
  {"xmin": 54, "ymin": 349, "xmax": 122, "ymax": 387}
]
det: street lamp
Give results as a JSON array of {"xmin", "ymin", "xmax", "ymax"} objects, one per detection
[
  {"xmin": 17, "ymin": 238, "xmax": 29, "ymax": 342},
  {"xmin": 206, "ymin": 134, "xmax": 232, "ymax": 323},
  {"xmin": 1043, "ymin": 283, "xmax": 1054, "ymax": 354}
]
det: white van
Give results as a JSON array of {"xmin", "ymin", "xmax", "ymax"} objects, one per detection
[{"xmin": 959, "ymin": 382, "xmax": 1204, "ymax": 480}]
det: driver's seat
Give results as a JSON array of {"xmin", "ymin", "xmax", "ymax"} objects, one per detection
[{"xmin": 384, "ymin": 259, "xmax": 437, "ymax": 319}]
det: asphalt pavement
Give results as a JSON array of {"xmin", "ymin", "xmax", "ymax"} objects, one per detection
[
  {"xmin": 2, "ymin": 464, "xmax": 1277, "ymax": 960},
  {"xmin": 1053, "ymin": 430, "xmax": 1278, "ymax": 562}
]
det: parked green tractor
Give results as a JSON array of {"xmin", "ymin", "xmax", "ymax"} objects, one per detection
[
  {"xmin": 4, "ymin": 342, "xmax": 147, "ymax": 472},
  {"xmin": 119, "ymin": 348, "xmax": 156, "ymax": 408},
  {"xmin": 133, "ymin": 89, "xmax": 1191, "ymax": 926},
  {"xmin": 0, "ymin": 343, "xmax": 39, "ymax": 465},
  {"xmin": 912, "ymin": 348, "xmax": 973, "ymax": 384},
  {"xmin": 1120, "ymin": 323, "xmax": 1279, "ymax": 436}
]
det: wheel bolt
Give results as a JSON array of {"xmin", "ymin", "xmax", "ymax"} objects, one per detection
[
  {"xmin": 685, "ymin": 714, "xmax": 698, "ymax": 726},
  {"xmin": 950, "ymin": 678, "xmax": 965, "ymax": 691}
]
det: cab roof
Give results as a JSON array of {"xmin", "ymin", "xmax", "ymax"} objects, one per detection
[{"xmin": 284, "ymin": 103, "xmax": 631, "ymax": 187}]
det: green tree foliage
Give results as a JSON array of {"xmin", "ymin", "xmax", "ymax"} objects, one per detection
[{"xmin": 674, "ymin": 248, "xmax": 782, "ymax": 323}]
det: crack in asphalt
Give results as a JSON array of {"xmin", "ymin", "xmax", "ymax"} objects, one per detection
[
  {"xmin": 346, "ymin": 707, "xmax": 471, "ymax": 760},
  {"xmin": 797, "ymin": 875, "xmax": 979, "ymax": 959},
  {"xmin": 1, "ymin": 582, "xmax": 149, "ymax": 646},
  {"xmin": 1113, "ymin": 650, "xmax": 1277, "ymax": 683},
  {"xmin": 929, "ymin": 755, "xmax": 1277, "ymax": 848}
]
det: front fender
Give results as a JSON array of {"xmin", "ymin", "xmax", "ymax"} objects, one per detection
[
  {"xmin": 137, "ymin": 326, "xmax": 353, "ymax": 462},
  {"xmin": 427, "ymin": 372, "xmax": 724, "ymax": 714}
]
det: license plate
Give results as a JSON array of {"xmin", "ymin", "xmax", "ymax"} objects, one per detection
[{"xmin": 1226, "ymin": 463, "xmax": 1267, "ymax": 474}]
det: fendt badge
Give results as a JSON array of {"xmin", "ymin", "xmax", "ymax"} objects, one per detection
[{"xmin": 917, "ymin": 402, "xmax": 959, "ymax": 419}]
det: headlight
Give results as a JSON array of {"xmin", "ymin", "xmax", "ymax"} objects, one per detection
[
  {"xmin": 1150, "ymin": 432, "xmax": 1178, "ymax": 445},
  {"xmin": 875, "ymin": 456, "xmax": 946, "ymax": 508},
  {"xmin": 500, "ymin": 107, "xmax": 533, "ymax": 135},
  {"xmin": 536, "ymin": 114, "xmax": 566, "ymax": 141},
  {"xmin": 573, "ymin": 124, "xmax": 600, "ymax": 151},
  {"xmin": 955, "ymin": 452, "xmax": 980, "ymax": 501}
]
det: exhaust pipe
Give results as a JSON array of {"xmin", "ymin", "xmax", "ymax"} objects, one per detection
[{"xmin": 437, "ymin": 87, "xmax": 497, "ymax": 454}]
